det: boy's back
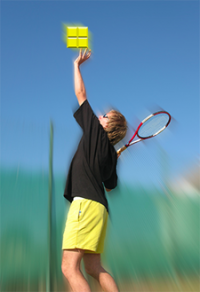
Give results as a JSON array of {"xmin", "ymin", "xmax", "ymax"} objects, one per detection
[{"xmin": 64, "ymin": 99, "xmax": 117, "ymax": 212}]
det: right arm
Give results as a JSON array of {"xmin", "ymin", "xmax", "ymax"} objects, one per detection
[{"xmin": 74, "ymin": 49, "xmax": 91, "ymax": 106}]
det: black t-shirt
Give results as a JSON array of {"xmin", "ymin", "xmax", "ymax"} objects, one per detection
[{"xmin": 64, "ymin": 100, "xmax": 117, "ymax": 212}]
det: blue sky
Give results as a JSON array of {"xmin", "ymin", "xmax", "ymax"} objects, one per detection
[{"xmin": 1, "ymin": 1, "xmax": 199, "ymax": 186}]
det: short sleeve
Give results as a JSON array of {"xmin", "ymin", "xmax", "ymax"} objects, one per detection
[
  {"xmin": 103, "ymin": 153, "xmax": 118, "ymax": 189},
  {"xmin": 104, "ymin": 170, "xmax": 118, "ymax": 189},
  {"xmin": 73, "ymin": 100, "xmax": 99, "ymax": 133}
]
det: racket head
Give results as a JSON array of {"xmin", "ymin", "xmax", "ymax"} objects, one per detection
[{"xmin": 136, "ymin": 111, "xmax": 171, "ymax": 140}]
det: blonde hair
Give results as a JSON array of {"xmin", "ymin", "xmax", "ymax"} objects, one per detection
[{"xmin": 104, "ymin": 110, "xmax": 127, "ymax": 145}]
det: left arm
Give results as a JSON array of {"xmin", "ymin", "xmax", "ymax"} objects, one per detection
[{"xmin": 74, "ymin": 49, "xmax": 91, "ymax": 106}]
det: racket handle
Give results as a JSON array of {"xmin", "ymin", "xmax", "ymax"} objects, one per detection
[{"xmin": 117, "ymin": 145, "xmax": 127, "ymax": 155}]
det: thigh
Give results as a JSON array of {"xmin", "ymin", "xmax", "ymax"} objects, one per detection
[
  {"xmin": 83, "ymin": 253, "xmax": 104, "ymax": 276},
  {"xmin": 62, "ymin": 249, "xmax": 85, "ymax": 272}
]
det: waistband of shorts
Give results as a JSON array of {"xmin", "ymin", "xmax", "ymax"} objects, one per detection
[{"xmin": 73, "ymin": 196, "xmax": 85, "ymax": 201}]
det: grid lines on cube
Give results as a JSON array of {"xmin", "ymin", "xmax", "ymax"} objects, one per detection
[{"xmin": 67, "ymin": 27, "xmax": 88, "ymax": 48}]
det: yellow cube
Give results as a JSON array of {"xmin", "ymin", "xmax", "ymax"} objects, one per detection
[
  {"xmin": 67, "ymin": 27, "xmax": 77, "ymax": 37},
  {"xmin": 67, "ymin": 37, "xmax": 78, "ymax": 48},
  {"xmin": 78, "ymin": 38, "xmax": 88, "ymax": 48},
  {"xmin": 78, "ymin": 27, "xmax": 88, "ymax": 38}
]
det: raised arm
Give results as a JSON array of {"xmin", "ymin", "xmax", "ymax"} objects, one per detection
[{"xmin": 74, "ymin": 48, "xmax": 91, "ymax": 106}]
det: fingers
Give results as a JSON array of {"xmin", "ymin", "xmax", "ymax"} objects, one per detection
[
  {"xmin": 82, "ymin": 48, "xmax": 91, "ymax": 59},
  {"xmin": 82, "ymin": 48, "xmax": 87, "ymax": 58},
  {"xmin": 87, "ymin": 49, "xmax": 92, "ymax": 58},
  {"xmin": 75, "ymin": 48, "xmax": 91, "ymax": 66},
  {"xmin": 117, "ymin": 149, "xmax": 121, "ymax": 158}
]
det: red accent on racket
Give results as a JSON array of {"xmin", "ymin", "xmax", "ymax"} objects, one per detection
[{"xmin": 117, "ymin": 111, "xmax": 171, "ymax": 155}]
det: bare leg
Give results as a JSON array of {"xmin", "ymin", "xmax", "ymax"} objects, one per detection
[
  {"xmin": 61, "ymin": 249, "xmax": 91, "ymax": 292},
  {"xmin": 83, "ymin": 253, "xmax": 119, "ymax": 292}
]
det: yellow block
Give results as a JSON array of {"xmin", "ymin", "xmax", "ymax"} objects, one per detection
[
  {"xmin": 78, "ymin": 38, "xmax": 88, "ymax": 48},
  {"xmin": 67, "ymin": 27, "xmax": 77, "ymax": 37},
  {"xmin": 78, "ymin": 27, "xmax": 88, "ymax": 38},
  {"xmin": 67, "ymin": 37, "xmax": 78, "ymax": 48},
  {"xmin": 63, "ymin": 24, "xmax": 91, "ymax": 50}
]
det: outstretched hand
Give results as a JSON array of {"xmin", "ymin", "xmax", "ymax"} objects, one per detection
[{"xmin": 74, "ymin": 48, "xmax": 91, "ymax": 67}]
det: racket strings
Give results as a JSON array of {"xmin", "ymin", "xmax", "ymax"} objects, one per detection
[{"xmin": 138, "ymin": 114, "xmax": 170, "ymax": 138}]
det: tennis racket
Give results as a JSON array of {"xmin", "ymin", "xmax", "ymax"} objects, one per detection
[{"xmin": 117, "ymin": 111, "xmax": 171, "ymax": 155}]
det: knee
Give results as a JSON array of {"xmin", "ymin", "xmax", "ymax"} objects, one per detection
[
  {"xmin": 61, "ymin": 262, "xmax": 71, "ymax": 279},
  {"xmin": 61, "ymin": 262, "xmax": 67, "ymax": 276}
]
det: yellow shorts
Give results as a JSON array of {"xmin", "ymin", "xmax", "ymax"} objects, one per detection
[{"xmin": 62, "ymin": 198, "xmax": 108, "ymax": 254}]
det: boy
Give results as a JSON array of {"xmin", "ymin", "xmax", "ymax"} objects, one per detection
[{"xmin": 62, "ymin": 49, "xmax": 127, "ymax": 292}]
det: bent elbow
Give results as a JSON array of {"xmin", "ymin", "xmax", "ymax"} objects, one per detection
[
  {"xmin": 75, "ymin": 92, "xmax": 87, "ymax": 106},
  {"xmin": 105, "ymin": 188, "xmax": 112, "ymax": 192}
]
